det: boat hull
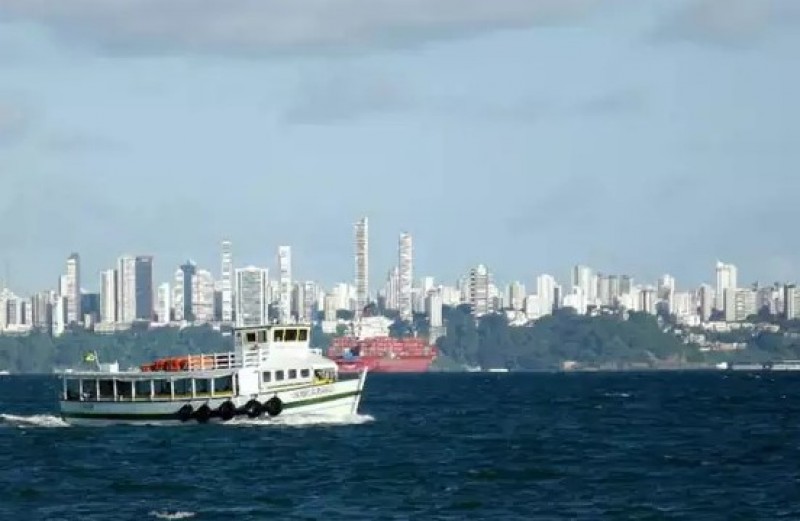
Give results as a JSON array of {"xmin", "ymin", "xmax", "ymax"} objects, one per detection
[{"xmin": 59, "ymin": 378, "xmax": 364, "ymax": 426}]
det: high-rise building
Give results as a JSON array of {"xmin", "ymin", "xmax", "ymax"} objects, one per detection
[
  {"xmin": 277, "ymin": 246, "xmax": 292, "ymax": 324},
  {"xmin": 426, "ymin": 291, "xmax": 443, "ymax": 328},
  {"xmin": 658, "ymin": 274, "xmax": 676, "ymax": 301},
  {"xmin": 354, "ymin": 217, "xmax": 369, "ymax": 315},
  {"xmin": 507, "ymin": 281, "xmax": 526, "ymax": 311},
  {"xmin": 384, "ymin": 267, "xmax": 399, "ymax": 311},
  {"xmin": 715, "ymin": 261, "xmax": 737, "ymax": 311},
  {"xmin": 157, "ymin": 282, "xmax": 171, "ymax": 324},
  {"xmin": 699, "ymin": 284, "xmax": 714, "ymax": 321},
  {"xmin": 724, "ymin": 287, "xmax": 756, "ymax": 322},
  {"xmin": 536, "ymin": 274, "xmax": 557, "ymax": 315},
  {"xmin": 192, "ymin": 269, "xmax": 215, "ymax": 323},
  {"xmin": 116, "ymin": 255, "xmax": 154, "ymax": 323},
  {"xmin": 302, "ymin": 281, "xmax": 318, "ymax": 323},
  {"xmin": 134, "ymin": 256, "xmax": 154, "ymax": 321},
  {"xmin": 235, "ymin": 266, "xmax": 268, "ymax": 327},
  {"xmin": 64, "ymin": 253, "xmax": 81, "ymax": 324},
  {"xmin": 469, "ymin": 264, "xmax": 490, "ymax": 317},
  {"xmin": 784, "ymin": 285, "xmax": 800, "ymax": 321},
  {"xmin": 174, "ymin": 261, "xmax": 196, "ymax": 322},
  {"xmin": 571, "ymin": 265, "xmax": 595, "ymax": 304},
  {"xmin": 398, "ymin": 232, "xmax": 413, "ymax": 320},
  {"xmin": 596, "ymin": 274, "xmax": 611, "ymax": 306},
  {"xmin": 100, "ymin": 269, "xmax": 117, "ymax": 323},
  {"xmin": 220, "ymin": 240, "xmax": 233, "ymax": 324}
]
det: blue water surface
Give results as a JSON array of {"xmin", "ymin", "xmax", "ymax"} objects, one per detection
[{"xmin": 1, "ymin": 372, "xmax": 800, "ymax": 520}]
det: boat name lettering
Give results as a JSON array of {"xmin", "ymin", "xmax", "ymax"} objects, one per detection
[{"xmin": 291, "ymin": 386, "xmax": 333, "ymax": 399}]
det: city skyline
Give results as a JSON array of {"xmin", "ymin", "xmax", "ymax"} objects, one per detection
[{"xmin": 1, "ymin": 2, "xmax": 798, "ymax": 294}]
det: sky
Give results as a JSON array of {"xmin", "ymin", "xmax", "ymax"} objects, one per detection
[{"xmin": 0, "ymin": 0, "xmax": 799, "ymax": 294}]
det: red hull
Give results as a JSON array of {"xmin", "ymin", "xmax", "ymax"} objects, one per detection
[{"xmin": 333, "ymin": 356, "xmax": 434, "ymax": 373}]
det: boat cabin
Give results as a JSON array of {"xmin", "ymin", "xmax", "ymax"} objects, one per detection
[{"xmin": 60, "ymin": 323, "xmax": 338, "ymax": 403}]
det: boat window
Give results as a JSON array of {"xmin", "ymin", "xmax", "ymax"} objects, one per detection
[
  {"xmin": 245, "ymin": 331, "xmax": 257, "ymax": 343},
  {"xmin": 273, "ymin": 329, "xmax": 285, "ymax": 342},
  {"xmin": 235, "ymin": 331, "xmax": 242, "ymax": 343},
  {"xmin": 300, "ymin": 369, "xmax": 310, "ymax": 378},
  {"xmin": 66, "ymin": 379, "xmax": 80, "ymax": 400},
  {"xmin": 195, "ymin": 378, "xmax": 211, "ymax": 396},
  {"xmin": 275, "ymin": 370, "xmax": 285, "ymax": 381},
  {"xmin": 117, "ymin": 380, "xmax": 133, "ymax": 400},
  {"xmin": 153, "ymin": 379, "xmax": 171, "ymax": 397},
  {"xmin": 258, "ymin": 330, "xmax": 267, "ymax": 342},
  {"xmin": 135, "ymin": 380, "xmax": 151, "ymax": 399},
  {"xmin": 262, "ymin": 371, "xmax": 272, "ymax": 383},
  {"xmin": 285, "ymin": 329, "xmax": 298, "ymax": 341},
  {"xmin": 298, "ymin": 329, "xmax": 308, "ymax": 341},
  {"xmin": 174, "ymin": 379, "xmax": 191, "ymax": 397},
  {"xmin": 288, "ymin": 369, "xmax": 297, "ymax": 379},
  {"xmin": 81, "ymin": 379, "xmax": 97, "ymax": 399},
  {"xmin": 98, "ymin": 380, "xmax": 114, "ymax": 400},
  {"xmin": 214, "ymin": 375, "xmax": 233, "ymax": 394}
]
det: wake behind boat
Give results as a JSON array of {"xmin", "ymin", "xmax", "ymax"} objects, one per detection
[{"xmin": 56, "ymin": 324, "xmax": 367, "ymax": 425}]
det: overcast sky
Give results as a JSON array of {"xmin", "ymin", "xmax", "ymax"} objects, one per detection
[{"xmin": 1, "ymin": 0, "xmax": 798, "ymax": 294}]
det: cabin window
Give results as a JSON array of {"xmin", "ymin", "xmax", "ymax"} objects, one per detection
[
  {"xmin": 98, "ymin": 380, "xmax": 114, "ymax": 400},
  {"xmin": 214, "ymin": 375, "xmax": 233, "ymax": 394},
  {"xmin": 275, "ymin": 370, "xmax": 285, "ymax": 381},
  {"xmin": 285, "ymin": 329, "xmax": 298, "ymax": 341},
  {"xmin": 194, "ymin": 378, "xmax": 211, "ymax": 396},
  {"xmin": 153, "ymin": 379, "xmax": 171, "ymax": 397},
  {"xmin": 258, "ymin": 330, "xmax": 267, "ymax": 342},
  {"xmin": 135, "ymin": 380, "xmax": 151, "ymax": 399},
  {"xmin": 288, "ymin": 369, "xmax": 297, "ymax": 379},
  {"xmin": 298, "ymin": 329, "xmax": 308, "ymax": 341},
  {"xmin": 273, "ymin": 329, "xmax": 285, "ymax": 342},
  {"xmin": 117, "ymin": 380, "xmax": 133, "ymax": 400},
  {"xmin": 174, "ymin": 379, "xmax": 191, "ymax": 397},
  {"xmin": 245, "ymin": 331, "xmax": 257, "ymax": 343},
  {"xmin": 300, "ymin": 369, "xmax": 310, "ymax": 378},
  {"xmin": 235, "ymin": 331, "xmax": 242, "ymax": 343},
  {"xmin": 262, "ymin": 372, "xmax": 272, "ymax": 383},
  {"xmin": 66, "ymin": 379, "xmax": 80, "ymax": 400}
]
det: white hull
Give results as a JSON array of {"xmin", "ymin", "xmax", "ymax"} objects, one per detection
[{"xmin": 60, "ymin": 378, "xmax": 364, "ymax": 426}]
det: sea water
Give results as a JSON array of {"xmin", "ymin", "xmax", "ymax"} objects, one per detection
[{"xmin": 2, "ymin": 372, "xmax": 800, "ymax": 520}]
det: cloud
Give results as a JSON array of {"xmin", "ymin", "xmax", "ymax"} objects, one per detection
[
  {"xmin": 0, "ymin": 0, "xmax": 600, "ymax": 56},
  {"xmin": 282, "ymin": 72, "xmax": 411, "ymax": 125},
  {"xmin": 0, "ymin": 101, "xmax": 32, "ymax": 145},
  {"xmin": 653, "ymin": 0, "xmax": 800, "ymax": 47}
]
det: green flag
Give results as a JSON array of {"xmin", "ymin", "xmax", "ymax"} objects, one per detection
[{"xmin": 83, "ymin": 351, "xmax": 97, "ymax": 363}]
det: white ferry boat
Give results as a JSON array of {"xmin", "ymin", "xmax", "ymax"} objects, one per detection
[{"xmin": 56, "ymin": 324, "xmax": 367, "ymax": 425}]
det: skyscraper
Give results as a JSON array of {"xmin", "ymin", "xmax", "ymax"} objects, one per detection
[
  {"xmin": 100, "ymin": 269, "xmax": 117, "ymax": 323},
  {"xmin": 277, "ymin": 246, "xmax": 292, "ymax": 323},
  {"xmin": 536, "ymin": 274, "xmax": 557, "ymax": 315},
  {"xmin": 173, "ymin": 261, "xmax": 196, "ymax": 322},
  {"xmin": 571, "ymin": 265, "xmax": 594, "ymax": 304},
  {"xmin": 157, "ymin": 282, "xmax": 171, "ymax": 324},
  {"xmin": 469, "ymin": 264, "xmax": 490, "ymax": 317},
  {"xmin": 354, "ymin": 217, "xmax": 368, "ymax": 315},
  {"xmin": 220, "ymin": 240, "xmax": 233, "ymax": 324},
  {"xmin": 398, "ymin": 232, "xmax": 413, "ymax": 320},
  {"xmin": 715, "ymin": 261, "xmax": 737, "ymax": 311},
  {"xmin": 192, "ymin": 269, "xmax": 215, "ymax": 323},
  {"xmin": 64, "ymin": 253, "xmax": 81, "ymax": 324},
  {"xmin": 116, "ymin": 255, "xmax": 154, "ymax": 323},
  {"xmin": 235, "ymin": 266, "xmax": 268, "ymax": 327}
]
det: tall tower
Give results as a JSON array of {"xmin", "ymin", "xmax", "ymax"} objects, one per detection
[
  {"xmin": 100, "ymin": 269, "xmax": 117, "ymax": 323},
  {"xmin": 715, "ymin": 261, "xmax": 737, "ymax": 311},
  {"xmin": 354, "ymin": 217, "xmax": 369, "ymax": 316},
  {"xmin": 398, "ymin": 232, "xmax": 413, "ymax": 320},
  {"xmin": 277, "ymin": 246, "xmax": 292, "ymax": 323},
  {"xmin": 220, "ymin": 240, "xmax": 233, "ymax": 324},
  {"xmin": 64, "ymin": 253, "xmax": 81, "ymax": 324},
  {"xmin": 235, "ymin": 266, "xmax": 268, "ymax": 327}
]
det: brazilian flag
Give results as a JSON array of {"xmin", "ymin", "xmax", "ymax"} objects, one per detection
[{"xmin": 83, "ymin": 351, "xmax": 97, "ymax": 364}]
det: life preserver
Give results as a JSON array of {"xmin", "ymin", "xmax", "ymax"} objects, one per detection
[
  {"xmin": 243, "ymin": 399, "xmax": 262, "ymax": 418},
  {"xmin": 264, "ymin": 396, "xmax": 283, "ymax": 417},
  {"xmin": 218, "ymin": 400, "xmax": 236, "ymax": 421},
  {"xmin": 194, "ymin": 404, "xmax": 212, "ymax": 423},
  {"xmin": 177, "ymin": 404, "xmax": 194, "ymax": 422}
]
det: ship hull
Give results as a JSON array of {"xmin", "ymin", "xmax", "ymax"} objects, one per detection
[
  {"xmin": 59, "ymin": 377, "xmax": 364, "ymax": 426},
  {"xmin": 334, "ymin": 357, "xmax": 434, "ymax": 374}
]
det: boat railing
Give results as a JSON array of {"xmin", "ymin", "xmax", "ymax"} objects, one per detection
[{"xmin": 186, "ymin": 349, "xmax": 271, "ymax": 371}]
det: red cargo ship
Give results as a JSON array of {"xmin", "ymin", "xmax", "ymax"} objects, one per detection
[{"xmin": 326, "ymin": 316, "xmax": 437, "ymax": 373}]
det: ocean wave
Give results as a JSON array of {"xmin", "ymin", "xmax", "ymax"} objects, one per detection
[
  {"xmin": 224, "ymin": 412, "xmax": 375, "ymax": 428},
  {"xmin": 149, "ymin": 511, "xmax": 196, "ymax": 520},
  {"xmin": 0, "ymin": 413, "xmax": 70, "ymax": 428}
]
